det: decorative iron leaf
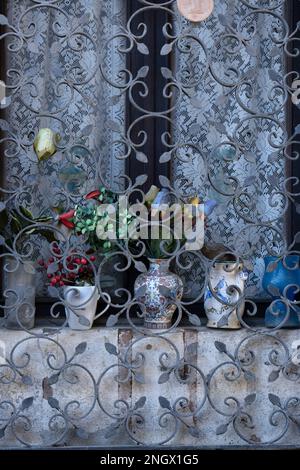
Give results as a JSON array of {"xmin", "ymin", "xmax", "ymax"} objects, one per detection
[
  {"xmin": 134, "ymin": 396, "xmax": 146, "ymax": 410},
  {"xmin": 105, "ymin": 342, "xmax": 118, "ymax": 356},
  {"xmin": 0, "ymin": 202, "xmax": 6, "ymax": 213},
  {"xmin": 136, "ymin": 152, "xmax": 148, "ymax": 163},
  {"xmin": 188, "ymin": 314, "xmax": 201, "ymax": 326},
  {"xmin": 244, "ymin": 370, "xmax": 256, "ymax": 382},
  {"xmin": 0, "ymin": 235, "xmax": 5, "ymax": 245},
  {"xmin": 268, "ymin": 393, "xmax": 281, "ymax": 407},
  {"xmin": 218, "ymin": 14, "xmax": 229, "ymax": 26},
  {"xmin": 159, "ymin": 396, "xmax": 171, "ymax": 410},
  {"xmin": 185, "ymin": 342, "xmax": 198, "ymax": 356},
  {"xmin": 21, "ymin": 396, "xmax": 34, "ymax": 411},
  {"xmin": 135, "ymin": 174, "xmax": 148, "ymax": 186},
  {"xmin": 159, "ymin": 175, "xmax": 171, "ymax": 188},
  {"xmin": 158, "ymin": 372, "xmax": 170, "ymax": 384},
  {"xmin": 137, "ymin": 42, "xmax": 149, "ymax": 55},
  {"xmin": 159, "ymin": 151, "xmax": 171, "ymax": 163},
  {"xmin": 217, "ymin": 314, "xmax": 230, "ymax": 328},
  {"xmin": 266, "ymin": 261, "xmax": 278, "ymax": 273},
  {"xmin": 48, "ymin": 373, "xmax": 60, "ymax": 385},
  {"xmin": 0, "ymin": 15, "xmax": 8, "ymax": 25},
  {"xmin": 160, "ymin": 67, "xmax": 173, "ymax": 79},
  {"xmin": 75, "ymin": 428, "xmax": 89, "ymax": 440},
  {"xmin": 190, "ymin": 96, "xmax": 203, "ymax": 109},
  {"xmin": 267, "ymin": 285, "xmax": 281, "ymax": 297},
  {"xmin": 106, "ymin": 314, "xmax": 118, "ymax": 327},
  {"xmin": 244, "ymin": 393, "xmax": 256, "ymax": 406},
  {"xmin": 244, "ymin": 151, "xmax": 256, "ymax": 163},
  {"xmin": 0, "ymin": 119, "xmax": 10, "ymax": 131},
  {"xmin": 135, "ymin": 285, "xmax": 147, "ymax": 297},
  {"xmin": 48, "ymin": 397, "xmax": 60, "ymax": 410},
  {"xmin": 47, "ymin": 262, "xmax": 59, "ymax": 274},
  {"xmin": 216, "ymin": 422, "xmax": 229, "ymax": 435},
  {"xmin": 0, "ymin": 427, "xmax": 5, "ymax": 439},
  {"xmin": 78, "ymin": 315, "xmax": 90, "ymax": 327},
  {"xmin": 75, "ymin": 342, "xmax": 87, "ymax": 355},
  {"xmin": 104, "ymin": 422, "xmax": 120, "ymax": 439},
  {"xmin": 214, "ymin": 341, "xmax": 227, "ymax": 353},
  {"xmin": 294, "ymin": 123, "xmax": 300, "ymax": 135},
  {"xmin": 188, "ymin": 426, "xmax": 201, "ymax": 438},
  {"xmin": 22, "ymin": 375, "xmax": 33, "ymax": 386},
  {"xmin": 107, "ymin": 120, "xmax": 122, "ymax": 133},
  {"xmin": 268, "ymin": 370, "xmax": 280, "ymax": 383},
  {"xmin": 269, "ymin": 69, "xmax": 282, "ymax": 83},
  {"xmin": 160, "ymin": 43, "xmax": 172, "ymax": 55},
  {"xmin": 137, "ymin": 65, "xmax": 149, "ymax": 78},
  {"xmin": 246, "ymin": 45, "xmax": 257, "ymax": 57},
  {"xmin": 134, "ymin": 261, "xmax": 147, "ymax": 273},
  {"xmin": 0, "ymin": 95, "xmax": 11, "ymax": 109},
  {"xmin": 133, "ymin": 372, "xmax": 145, "ymax": 384}
]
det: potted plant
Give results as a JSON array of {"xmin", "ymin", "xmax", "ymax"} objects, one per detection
[{"xmin": 39, "ymin": 246, "xmax": 109, "ymax": 330}]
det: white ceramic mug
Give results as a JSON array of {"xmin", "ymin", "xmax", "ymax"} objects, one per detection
[{"xmin": 64, "ymin": 286, "xmax": 110, "ymax": 330}]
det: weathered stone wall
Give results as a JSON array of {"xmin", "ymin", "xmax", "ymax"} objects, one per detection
[{"xmin": 0, "ymin": 327, "xmax": 299, "ymax": 448}]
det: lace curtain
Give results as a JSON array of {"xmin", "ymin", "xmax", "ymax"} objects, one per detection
[
  {"xmin": 171, "ymin": 0, "xmax": 288, "ymax": 299},
  {"xmin": 3, "ymin": 0, "xmax": 126, "ymax": 295}
]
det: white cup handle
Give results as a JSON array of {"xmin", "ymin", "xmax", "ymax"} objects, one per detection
[{"xmin": 94, "ymin": 292, "xmax": 111, "ymax": 320}]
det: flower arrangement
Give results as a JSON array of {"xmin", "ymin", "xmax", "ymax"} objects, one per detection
[
  {"xmin": 55, "ymin": 184, "xmax": 217, "ymax": 261},
  {"xmin": 38, "ymin": 243, "xmax": 97, "ymax": 287}
]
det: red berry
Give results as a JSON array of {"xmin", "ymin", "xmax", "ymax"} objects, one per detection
[
  {"xmin": 81, "ymin": 258, "xmax": 87, "ymax": 265},
  {"xmin": 56, "ymin": 275, "xmax": 61, "ymax": 282},
  {"xmin": 59, "ymin": 281, "xmax": 64, "ymax": 287},
  {"xmin": 79, "ymin": 267, "xmax": 84, "ymax": 273},
  {"xmin": 51, "ymin": 279, "xmax": 57, "ymax": 285},
  {"xmin": 38, "ymin": 260, "xmax": 44, "ymax": 266},
  {"xmin": 90, "ymin": 255, "xmax": 96, "ymax": 262},
  {"xmin": 49, "ymin": 257, "xmax": 54, "ymax": 263},
  {"xmin": 75, "ymin": 258, "xmax": 81, "ymax": 265},
  {"xmin": 47, "ymin": 273, "xmax": 53, "ymax": 279}
]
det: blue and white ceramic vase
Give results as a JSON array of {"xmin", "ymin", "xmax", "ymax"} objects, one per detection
[
  {"xmin": 204, "ymin": 261, "xmax": 248, "ymax": 329},
  {"xmin": 263, "ymin": 256, "xmax": 300, "ymax": 328},
  {"xmin": 134, "ymin": 259, "xmax": 184, "ymax": 329}
]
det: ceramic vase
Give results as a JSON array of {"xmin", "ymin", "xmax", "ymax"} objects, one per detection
[
  {"xmin": 263, "ymin": 256, "xmax": 300, "ymax": 328},
  {"xmin": 134, "ymin": 259, "xmax": 184, "ymax": 329},
  {"xmin": 64, "ymin": 285, "xmax": 109, "ymax": 330},
  {"xmin": 4, "ymin": 259, "xmax": 36, "ymax": 330},
  {"xmin": 204, "ymin": 261, "xmax": 248, "ymax": 329}
]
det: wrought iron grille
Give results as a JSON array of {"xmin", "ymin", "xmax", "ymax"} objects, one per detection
[{"xmin": 0, "ymin": 0, "xmax": 300, "ymax": 449}]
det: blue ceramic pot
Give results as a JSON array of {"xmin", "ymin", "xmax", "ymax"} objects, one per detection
[{"xmin": 263, "ymin": 256, "xmax": 300, "ymax": 328}]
